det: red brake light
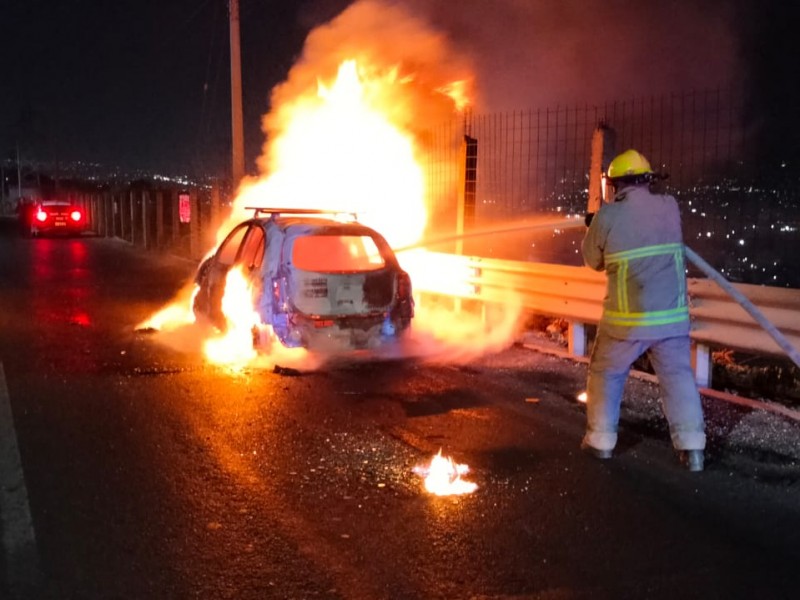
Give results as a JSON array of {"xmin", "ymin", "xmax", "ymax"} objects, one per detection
[
  {"xmin": 35, "ymin": 209, "xmax": 48, "ymax": 222},
  {"xmin": 70, "ymin": 209, "xmax": 83, "ymax": 222},
  {"xmin": 397, "ymin": 271, "xmax": 412, "ymax": 299}
]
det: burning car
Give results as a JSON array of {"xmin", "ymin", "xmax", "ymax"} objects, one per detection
[{"xmin": 193, "ymin": 207, "xmax": 414, "ymax": 352}]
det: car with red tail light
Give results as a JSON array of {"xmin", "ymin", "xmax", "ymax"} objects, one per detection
[
  {"xmin": 21, "ymin": 200, "xmax": 88, "ymax": 237},
  {"xmin": 192, "ymin": 207, "xmax": 414, "ymax": 353}
]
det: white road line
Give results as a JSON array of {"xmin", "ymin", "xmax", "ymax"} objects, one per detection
[{"xmin": 0, "ymin": 361, "xmax": 42, "ymax": 596}]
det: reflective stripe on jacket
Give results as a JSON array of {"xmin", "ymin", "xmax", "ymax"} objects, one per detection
[{"xmin": 582, "ymin": 185, "xmax": 690, "ymax": 340}]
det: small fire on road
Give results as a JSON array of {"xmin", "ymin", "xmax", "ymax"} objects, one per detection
[{"xmin": 414, "ymin": 450, "xmax": 478, "ymax": 496}]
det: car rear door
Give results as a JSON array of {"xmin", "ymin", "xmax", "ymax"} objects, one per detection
[{"xmin": 286, "ymin": 232, "xmax": 395, "ymax": 316}]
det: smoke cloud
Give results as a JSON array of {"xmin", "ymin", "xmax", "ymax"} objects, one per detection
[{"xmin": 400, "ymin": 0, "xmax": 739, "ymax": 112}]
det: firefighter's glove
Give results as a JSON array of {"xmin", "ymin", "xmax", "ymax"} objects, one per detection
[{"xmin": 584, "ymin": 212, "xmax": 595, "ymax": 227}]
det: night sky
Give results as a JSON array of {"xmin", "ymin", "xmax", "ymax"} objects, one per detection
[{"xmin": 2, "ymin": 0, "xmax": 798, "ymax": 179}]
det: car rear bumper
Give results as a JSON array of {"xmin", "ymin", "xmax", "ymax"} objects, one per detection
[{"xmin": 270, "ymin": 311, "xmax": 409, "ymax": 351}]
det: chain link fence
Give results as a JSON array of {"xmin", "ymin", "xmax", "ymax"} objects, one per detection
[{"xmin": 427, "ymin": 87, "xmax": 800, "ymax": 287}]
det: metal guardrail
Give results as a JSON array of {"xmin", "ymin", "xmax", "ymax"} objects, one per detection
[{"xmin": 417, "ymin": 252, "xmax": 800, "ymax": 388}]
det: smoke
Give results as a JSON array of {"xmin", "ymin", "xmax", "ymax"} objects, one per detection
[
  {"xmin": 408, "ymin": 295, "xmax": 526, "ymax": 364},
  {"xmin": 399, "ymin": 0, "xmax": 739, "ymax": 112}
]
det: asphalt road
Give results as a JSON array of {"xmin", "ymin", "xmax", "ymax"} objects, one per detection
[{"xmin": 1, "ymin": 220, "xmax": 799, "ymax": 599}]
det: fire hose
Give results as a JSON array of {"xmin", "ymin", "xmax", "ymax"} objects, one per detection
[{"xmin": 684, "ymin": 245, "xmax": 800, "ymax": 370}]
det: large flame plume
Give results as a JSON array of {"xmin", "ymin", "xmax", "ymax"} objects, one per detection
[
  {"xmin": 227, "ymin": 0, "xmax": 475, "ymax": 244},
  {"xmin": 140, "ymin": 0, "xmax": 527, "ymax": 368}
]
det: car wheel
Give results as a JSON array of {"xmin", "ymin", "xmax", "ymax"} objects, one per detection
[{"xmin": 252, "ymin": 324, "xmax": 275, "ymax": 350}]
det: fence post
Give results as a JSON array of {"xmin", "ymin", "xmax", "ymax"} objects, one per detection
[
  {"xmin": 100, "ymin": 193, "xmax": 107, "ymax": 237},
  {"xmin": 155, "ymin": 190, "xmax": 164, "ymax": 248},
  {"xmin": 456, "ymin": 135, "xmax": 478, "ymax": 256},
  {"xmin": 95, "ymin": 193, "xmax": 103, "ymax": 236},
  {"xmin": 208, "ymin": 183, "xmax": 221, "ymax": 249},
  {"xmin": 189, "ymin": 189, "xmax": 201, "ymax": 260},
  {"xmin": 88, "ymin": 193, "xmax": 96, "ymax": 234},
  {"xmin": 102, "ymin": 193, "xmax": 109, "ymax": 237},
  {"xmin": 110, "ymin": 192, "xmax": 117, "ymax": 238},
  {"xmin": 141, "ymin": 190, "xmax": 149, "ymax": 249},
  {"xmin": 130, "ymin": 190, "xmax": 137, "ymax": 244},
  {"xmin": 171, "ymin": 190, "xmax": 180, "ymax": 249},
  {"xmin": 119, "ymin": 192, "xmax": 127, "ymax": 240},
  {"xmin": 587, "ymin": 123, "xmax": 616, "ymax": 214}
]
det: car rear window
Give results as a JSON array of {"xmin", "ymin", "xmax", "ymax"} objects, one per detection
[{"xmin": 292, "ymin": 235, "xmax": 386, "ymax": 272}]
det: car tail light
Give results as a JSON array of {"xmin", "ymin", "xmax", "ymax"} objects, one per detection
[
  {"xmin": 397, "ymin": 271, "xmax": 412, "ymax": 299},
  {"xmin": 35, "ymin": 209, "xmax": 48, "ymax": 222},
  {"xmin": 394, "ymin": 271, "xmax": 414, "ymax": 320},
  {"xmin": 271, "ymin": 277, "xmax": 289, "ymax": 313},
  {"xmin": 70, "ymin": 209, "xmax": 83, "ymax": 223}
]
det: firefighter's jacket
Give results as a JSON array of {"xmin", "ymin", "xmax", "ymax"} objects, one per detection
[{"xmin": 582, "ymin": 185, "xmax": 690, "ymax": 340}]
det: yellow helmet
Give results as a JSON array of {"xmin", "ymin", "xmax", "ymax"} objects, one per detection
[{"xmin": 607, "ymin": 149, "xmax": 653, "ymax": 180}]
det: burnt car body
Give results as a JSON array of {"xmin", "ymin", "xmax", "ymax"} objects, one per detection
[
  {"xmin": 193, "ymin": 208, "xmax": 414, "ymax": 352},
  {"xmin": 20, "ymin": 200, "xmax": 87, "ymax": 237}
]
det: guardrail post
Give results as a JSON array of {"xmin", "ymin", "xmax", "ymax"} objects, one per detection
[
  {"xmin": 588, "ymin": 123, "xmax": 616, "ymax": 213},
  {"xmin": 691, "ymin": 341, "xmax": 712, "ymax": 388},
  {"xmin": 568, "ymin": 320, "xmax": 588, "ymax": 357}
]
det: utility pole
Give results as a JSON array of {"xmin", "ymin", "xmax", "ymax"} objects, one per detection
[
  {"xmin": 16, "ymin": 145, "xmax": 22, "ymax": 202},
  {"xmin": 229, "ymin": 0, "xmax": 245, "ymax": 189}
]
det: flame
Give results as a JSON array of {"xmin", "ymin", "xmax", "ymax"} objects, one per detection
[
  {"xmin": 235, "ymin": 59, "xmax": 427, "ymax": 250},
  {"xmin": 414, "ymin": 449, "xmax": 477, "ymax": 496},
  {"xmin": 138, "ymin": 1, "xmax": 527, "ymax": 369},
  {"xmin": 436, "ymin": 80, "xmax": 471, "ymax": 112},
  {"xmin": 136, "ymin": 283, "xmax": 198, "ymax": 332},
  {"xmin": 577, "ymin": 392, "xmax": 588, "ymax": 403},
  {"xmin": 202, "ymin": 268, "xmax": 259, "ymax": 368}
]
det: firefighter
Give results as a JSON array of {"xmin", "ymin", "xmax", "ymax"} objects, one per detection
[{"xmin": 581, "ymin": 149, "xmax": 706, "ymax": 471}]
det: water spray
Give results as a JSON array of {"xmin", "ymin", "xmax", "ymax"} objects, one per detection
[{"xmin": 394, "ymin": 217, "xmax": 585, "ymax": 253}]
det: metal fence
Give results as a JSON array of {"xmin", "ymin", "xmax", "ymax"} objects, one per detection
[
  {"xmin": 60, "ymin": 185, "xmax": 225, "ymax": 261},
  {"xmin": 461, "ymin": 88, "xmax": 748, "ymax": 214},
  {"xmin": 426, "ymin": 88, "xmax": 800, "ymax": 287}
]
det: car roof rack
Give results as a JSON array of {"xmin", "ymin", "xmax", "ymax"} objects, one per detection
[{"xmin": 246, "ymin": 207, "xmax": 358, "ymax": 221}]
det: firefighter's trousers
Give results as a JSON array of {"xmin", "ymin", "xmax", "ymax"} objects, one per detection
[{"xmin": 583, "ymin": 332, "xmax": 706, "ymax": 452}]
